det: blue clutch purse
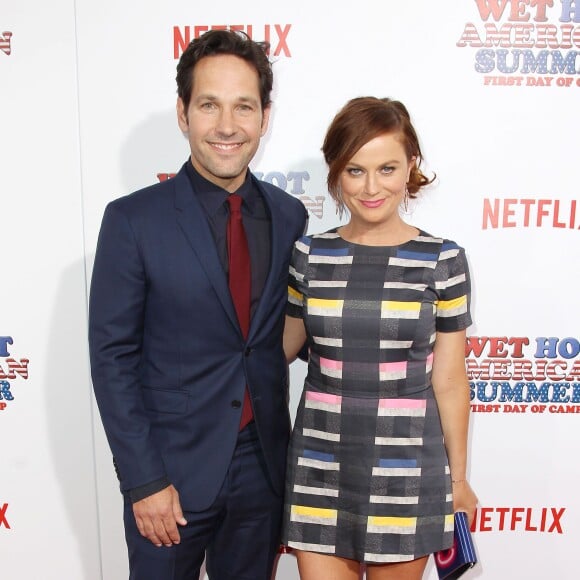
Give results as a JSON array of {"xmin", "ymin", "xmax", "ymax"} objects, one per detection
[{"xmin": 434, "ymin": 511, "xmax": 477, "ymax": 579}]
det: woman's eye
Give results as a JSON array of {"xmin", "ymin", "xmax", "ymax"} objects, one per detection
[{"xmin": 346, "ymin": 168, "xmax": 363, "ymax": 176}]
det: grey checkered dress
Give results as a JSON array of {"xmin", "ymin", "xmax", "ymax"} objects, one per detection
[{"xmin": 281, "ymin": 229, "xmax": 472, "ymax": 563}]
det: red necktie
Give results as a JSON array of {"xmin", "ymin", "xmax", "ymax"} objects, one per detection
[{"xmin": 226, "ymin": 194, "xmax": 253, "ymax": 430}]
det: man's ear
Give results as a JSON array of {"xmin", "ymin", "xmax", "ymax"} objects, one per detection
[
  {"xmin": 177, "ymin": 97, "xmax": 188, "ymax": 132},
  {"xmin": 260, "ymin": 104, "xmax": 272, "ymax": 137}
]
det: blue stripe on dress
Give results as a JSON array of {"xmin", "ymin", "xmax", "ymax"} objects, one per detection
[
  {"xmin": 396, "ymin": 250, "xmax": 438, "ymax": 261},
  {"xmin": 310, "ymin": 247, "xmax": 350, "ymax": 257},
  {"xmin": 304, "ymin": 449, "xmax": 336, "ymax": 462}
]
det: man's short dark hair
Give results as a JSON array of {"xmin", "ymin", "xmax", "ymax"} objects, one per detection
[{"xmin": 176, "ymin": 30, "xmax": 273, "ymax": 111}]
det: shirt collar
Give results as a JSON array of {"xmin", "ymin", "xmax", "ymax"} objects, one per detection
[{"xmin": 185, "ymin": 159, "xmax": 258, "ymax": 217}]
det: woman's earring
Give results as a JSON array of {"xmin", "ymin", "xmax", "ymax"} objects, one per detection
[{"xmin": 403, "ymin": 185, "xmax": 410, "ymax": 213}]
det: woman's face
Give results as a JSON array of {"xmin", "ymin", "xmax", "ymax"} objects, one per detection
[{"xmin": 339, "ymin": 132, "xmax": 413, "ymax": 229}]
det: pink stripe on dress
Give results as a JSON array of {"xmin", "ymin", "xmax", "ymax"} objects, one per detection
[
  {"xmin": 306, "ymin": 391, "xmax": 343, "ymax": 405},
  {"xmin": 378, "ymin": 398, "xmax": 426, "ymax": 409},
  {"xmin": 319, "ymin": 356, "xmax": 343, "ymax": 371},
  {"xmin": 378, "ymin": 361, "xmax": 408, "ymax": 373}
]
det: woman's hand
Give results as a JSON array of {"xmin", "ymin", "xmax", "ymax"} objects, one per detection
[{"xmin": 452, "ymin": 480, "xmax": 478, "ymax": 525}]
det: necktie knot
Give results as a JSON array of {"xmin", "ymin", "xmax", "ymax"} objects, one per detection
[{"xmin": 227, "ymin": 194, "xmax": 243, "ymax": 214}]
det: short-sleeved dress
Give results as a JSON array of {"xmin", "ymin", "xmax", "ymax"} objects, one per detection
[{"xmin": 281, "ymin": 229, "xmax": 472, "ymax": 563}]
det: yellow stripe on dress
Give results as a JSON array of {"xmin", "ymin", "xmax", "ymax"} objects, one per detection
[
  {"xmin": 436, "ymin": 295, "xmax": 467, "ymax": 317},
  {"xmin": 288, "ymin": 285, "xmax": 302, "ymax": 306},
  {"xmin": 291, "ymin": 505, "xmax": 338, "ymax": 525},
  {"xmin": 307, "ymin": 298, "xmax": 344, "ymax": 317},
  {"xmin": 381, "ymin": 300, "xmax": 422, "ymax": 319},
  {"xmin": 367, "ymin": 515, "xmax": 417, "ymax": 534}
]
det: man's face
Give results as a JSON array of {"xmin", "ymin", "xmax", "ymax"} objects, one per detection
[{"xmin": 177, "ymin": 54, "xmax": 270, "ymax": 193}]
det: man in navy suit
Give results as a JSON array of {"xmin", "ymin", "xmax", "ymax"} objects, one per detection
[{"xmin": 89, "ymin": 30, "xmax": 307, "ymax": 580}]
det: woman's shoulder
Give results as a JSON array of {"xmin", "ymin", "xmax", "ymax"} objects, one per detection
[
  {"xmin": 297, "ymin": 227, "xmax": 342, "ymax": 245},
  {"xmin": 413, "ymin": 230, "xmax": 467, "ymax": 254}
]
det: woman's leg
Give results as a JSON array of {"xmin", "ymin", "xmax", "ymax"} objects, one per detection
[
  {"xmin": 296, "ymin": 550, "xmax": 362, "ymax": 580},
  {"xmin": 366, "ymin": 556, "xmax": 429, "ymax": 580}
]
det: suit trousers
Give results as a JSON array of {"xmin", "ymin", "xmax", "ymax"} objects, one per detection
[{"xmin": 123, "ymin": 422, "xmax": 283, "ymax": 580}]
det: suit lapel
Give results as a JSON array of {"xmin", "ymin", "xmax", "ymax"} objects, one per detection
[
  {"xmin": 248, "ymin": 180, "xmax": 285, "ymax": 341},
  {"xmin": 173, "ymin": 167, "xmax": 240, "ymax": 334}
]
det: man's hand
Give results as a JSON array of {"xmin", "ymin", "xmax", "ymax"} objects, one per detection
[{"xmin": 132, "ymin": 484, "xmax": 187, "ymax": 547}]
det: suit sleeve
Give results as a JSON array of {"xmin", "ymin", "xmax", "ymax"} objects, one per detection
[{"xmin": 89, "ymin": 202, "xmax": 167, "ymax": 491}]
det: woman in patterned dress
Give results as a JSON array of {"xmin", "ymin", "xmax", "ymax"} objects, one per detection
[{"xmin": 282, "ymin": 97, "xmax": 478, "ymax": 580}]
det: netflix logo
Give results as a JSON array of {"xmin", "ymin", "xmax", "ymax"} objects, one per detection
[
  {"xmin": 472, "ymin": 506, "xmax": 565, "ymax": 534},
  {"xmin": 174, "ymin": 24, "xmax": 292, "ymax": 59},
  {"xmin": 0, "ymin": 503, "xmax": 10, "ymax": 530},
  {"xmin": 482, "ymin": 197, "xmax": 579, "ymax": 229}
]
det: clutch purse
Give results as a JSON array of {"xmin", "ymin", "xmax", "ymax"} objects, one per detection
[{"xmin": 434, "ymin": 511, "xmax": 477, "ymax": 579}]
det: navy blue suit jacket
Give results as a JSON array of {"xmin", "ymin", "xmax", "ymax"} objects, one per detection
[{"xmin": 89, "ymin": 163, "xmax": 307, "ymax": 511}]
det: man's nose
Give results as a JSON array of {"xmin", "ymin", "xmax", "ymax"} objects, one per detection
[{"xmin": 216, "ymin": 108, "xmax": 236, "ymax": 135}]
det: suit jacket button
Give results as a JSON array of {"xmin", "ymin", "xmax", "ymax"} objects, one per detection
[
  {"xmin": 231, "ymin": 400, "xmax": 241, "ymax": 408},
  {"xmin": 245, "ymin": 347, "xmax": 252, "ymax": 356}
]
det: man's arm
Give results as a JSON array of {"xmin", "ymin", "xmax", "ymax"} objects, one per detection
[{"xmin": 89, "ymin": 201, "xmax": 186, "ymax": 545}]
